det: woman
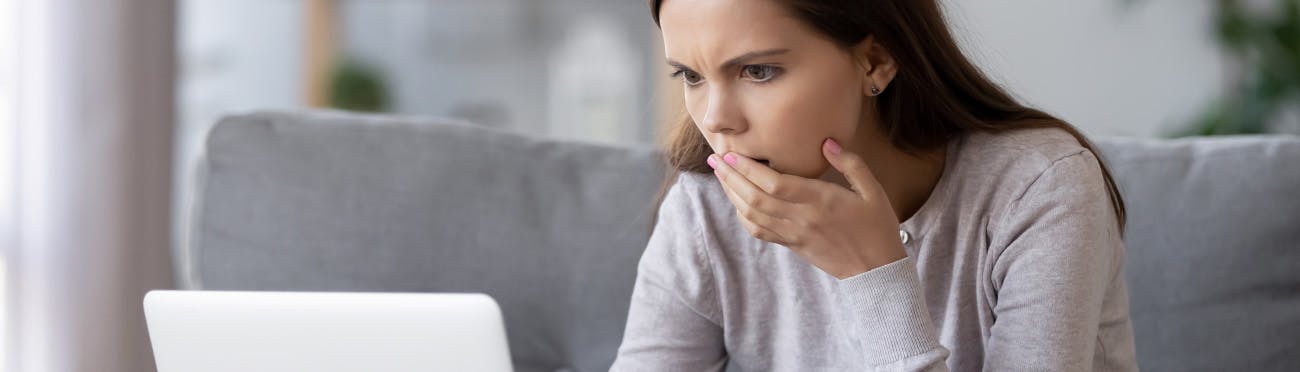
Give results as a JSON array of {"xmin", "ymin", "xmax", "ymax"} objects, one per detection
[{"xmin": 610, "ymin": 0, "xmax": 1138, "ymax": 371}]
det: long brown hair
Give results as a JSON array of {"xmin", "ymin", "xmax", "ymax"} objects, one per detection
[{"xmin": 648, "ymin": 0, "xmax": 1126, "ymax": 232}]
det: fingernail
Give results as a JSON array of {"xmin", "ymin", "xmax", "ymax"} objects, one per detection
[
  {"xmin": 825, "ymin": 138, "xmax": 842, "ymax": 155},
  {"xmin": 723, "ymin": 153, "xmax": 738, "ymax": 166},
  {"xmin": 706, "ymin": 155, "xmax": 718, "ymax": 169}
]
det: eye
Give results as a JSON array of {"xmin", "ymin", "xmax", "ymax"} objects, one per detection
[
  {"xmin": 741, "ymin": 65, "xmax": 782, "ymax": 83},
  {"xmin": 670, "ymin": 69, "xmax": 704, "ymax": 86}
]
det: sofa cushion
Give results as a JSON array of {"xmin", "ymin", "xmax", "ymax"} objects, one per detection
[
  {"xmin": 1096, "ymin": 135, "xmax": 1300, "ymax": 372},
  {"xmin": 189, "ymin": 110, "xmax": 666, "ymax": 372}
]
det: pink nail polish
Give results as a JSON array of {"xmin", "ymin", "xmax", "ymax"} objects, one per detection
[
  {"xmin": 825, "ymin": 138, "xmax": 842, "ymax": 155},
  {"xmin": 706, "ymin": 155, "xmax": 718, "ymax": 169},
  {"xmin": 723, "ymin": 153, "xmax": 738, "ymax": 166}
]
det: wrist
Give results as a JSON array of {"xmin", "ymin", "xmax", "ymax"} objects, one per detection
[{"xmin": 837, "ymin": 242, "xmax": 908, "ymax": 279}]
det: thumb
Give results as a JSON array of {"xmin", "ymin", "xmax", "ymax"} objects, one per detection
[{"xmin": 823, "ymin": 138, "xmax": 884, "ymax": 200}]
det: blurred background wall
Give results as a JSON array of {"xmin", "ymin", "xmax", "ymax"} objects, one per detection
[{"xmin": 174, "ymin": 0, "xmax": 1294, "ymax": 264}]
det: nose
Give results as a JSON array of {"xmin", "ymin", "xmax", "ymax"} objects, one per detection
[{"xmin": 698, "ymin": 88, "xmax": 746, "ymax": 135}]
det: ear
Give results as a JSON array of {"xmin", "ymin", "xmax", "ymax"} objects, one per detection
[{"xmin": 853, "ymin": 35, "xmax": 898, "ymax": 97}]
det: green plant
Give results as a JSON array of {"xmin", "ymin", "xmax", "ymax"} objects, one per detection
[
  {"xmin": 1184, "ymin": 0, "xmax": 1300, "ymax": 136},
  {"xmin": 328, "ymin": 56, "xmax": 390, "ymax": 112}
]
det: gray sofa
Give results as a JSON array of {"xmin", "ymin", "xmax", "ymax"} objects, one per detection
[{"xmin": 182, "ymin": 110, "xmax": 1300, "ymax": 372}]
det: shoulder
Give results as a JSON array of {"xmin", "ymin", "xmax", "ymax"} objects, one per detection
[
  {"xmin": 964, "ymin": 126, "xmax": 1094, "ymax": 175},
  {"xmin": 949, "ymin": 126, "xmax": 1117, "ymax": 241},
  {"xmin": 640, "ymin": 172, "xmax": 730, "ymax": 324},
  {"xmin": 660, "ymin": 171, "xmax": 738, "ymax": 227},
  {"xmin": 967, "ymin": 128, "xmax": 1126, "ymax": 295},
  {"xmin": 958, "ymin": 126, "xmax": 1107, "ymax": 202},
  {"xmin": 654, "ymin": 171, "xmax": 756, "ymax": 266},
  {"xmin": 957, "ymin": 126, "xmax": 1120, "ymax": 248}
]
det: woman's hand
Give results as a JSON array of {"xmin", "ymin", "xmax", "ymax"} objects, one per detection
[{"xmin": 707, "ymin": 138, "xmax": 908, "ymax": 279}]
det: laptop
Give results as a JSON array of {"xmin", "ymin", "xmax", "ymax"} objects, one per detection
[{"xmin": 143, "ymin": 290, "xmax": 514, "ymax": 372}]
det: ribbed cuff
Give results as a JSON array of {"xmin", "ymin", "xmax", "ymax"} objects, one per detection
[{"xmin": 834, "ymin": 257, "xmax": 942, "ymax": 365}]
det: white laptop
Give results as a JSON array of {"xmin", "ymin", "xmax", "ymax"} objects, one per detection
[{"xmin": 143, "ymin": 290, "xmax": 514, "ymax": 372}]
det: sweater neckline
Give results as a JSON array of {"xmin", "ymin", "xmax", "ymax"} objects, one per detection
[{"xmin": 898, "ymin": 134, "xmax": 965, "ymax": 239}]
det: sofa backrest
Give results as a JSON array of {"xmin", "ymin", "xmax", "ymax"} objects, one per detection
[
  {"xmin": 1096, "ymin": 135, "xmax": 1300, "ymax": 371},
  {"xmin": 186, "ymin": 110, "xmax": 666, "ymax": 372},
  {"xmin": 188, "ymin": 110, "xmax": 1300, "ymax": 371}
]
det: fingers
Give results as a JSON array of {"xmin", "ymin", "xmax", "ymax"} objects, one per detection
[
  {"xmin": 714, "ymin": 152, "xmax": 811, "ymax": 202},
  {"xmin": 709, "ymin": 153, "xmax": 804, "ymax": 244},
  {"xmin": 709, "ymin": 153, "xmax": 801, "ymax": 219},
  {"xmin": 716, "ymin": 180, "xmax": 796, "ymax": 245},
  {"xmin": 822, "ymin": 138, "xmax": 885, "ymax": 200}
]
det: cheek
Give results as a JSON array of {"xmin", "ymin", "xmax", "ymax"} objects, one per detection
[
  {"xmin": 751, "ymin": 75, "xmax": 862, "ymax": 177},
  {"xmin": 682, "ymin": 91, "xmax": 714, "ymax": 147},
  {"xmin": 683, "ymin": 90, "xmax": 702, "ymax": 124}
]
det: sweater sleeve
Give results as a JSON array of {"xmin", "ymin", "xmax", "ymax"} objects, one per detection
[
  {"xmin": 834, "ymin": 257, "xmax": 951, "ymax": 371},
  {"xmin": 610, "ymin": 175, "xmax": 728, "ymax": 372},
  {"xmin": 981, "ymin": 150, "xmax": 1127, "ymax": 371}
]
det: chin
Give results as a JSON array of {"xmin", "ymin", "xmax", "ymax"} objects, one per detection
[
  {"xmin": 775, "ymin": 162, "xmax": 826, "ymax": 179},
  {"xmin": 806, "ymin": 163, "xmax": 838, "ymax": 180}
]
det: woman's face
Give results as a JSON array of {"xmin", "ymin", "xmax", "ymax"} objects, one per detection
[{"xmin": 659, "ymin": 0, "xmax": 873, "ymax": 178}]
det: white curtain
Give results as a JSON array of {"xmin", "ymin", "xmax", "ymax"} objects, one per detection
[{"xmin": 6, "ymin": 0, "xmax": 177, "ymax": 371}]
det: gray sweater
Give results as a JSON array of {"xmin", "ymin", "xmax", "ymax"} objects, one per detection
[{"xmin": 610, "ymin": 128, "xmax": 1139, "ymax": 371}]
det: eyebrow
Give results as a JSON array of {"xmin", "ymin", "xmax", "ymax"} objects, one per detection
[{"xmin": 666, "ymin": 48, "xmax": 791, "ymax": 72}]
